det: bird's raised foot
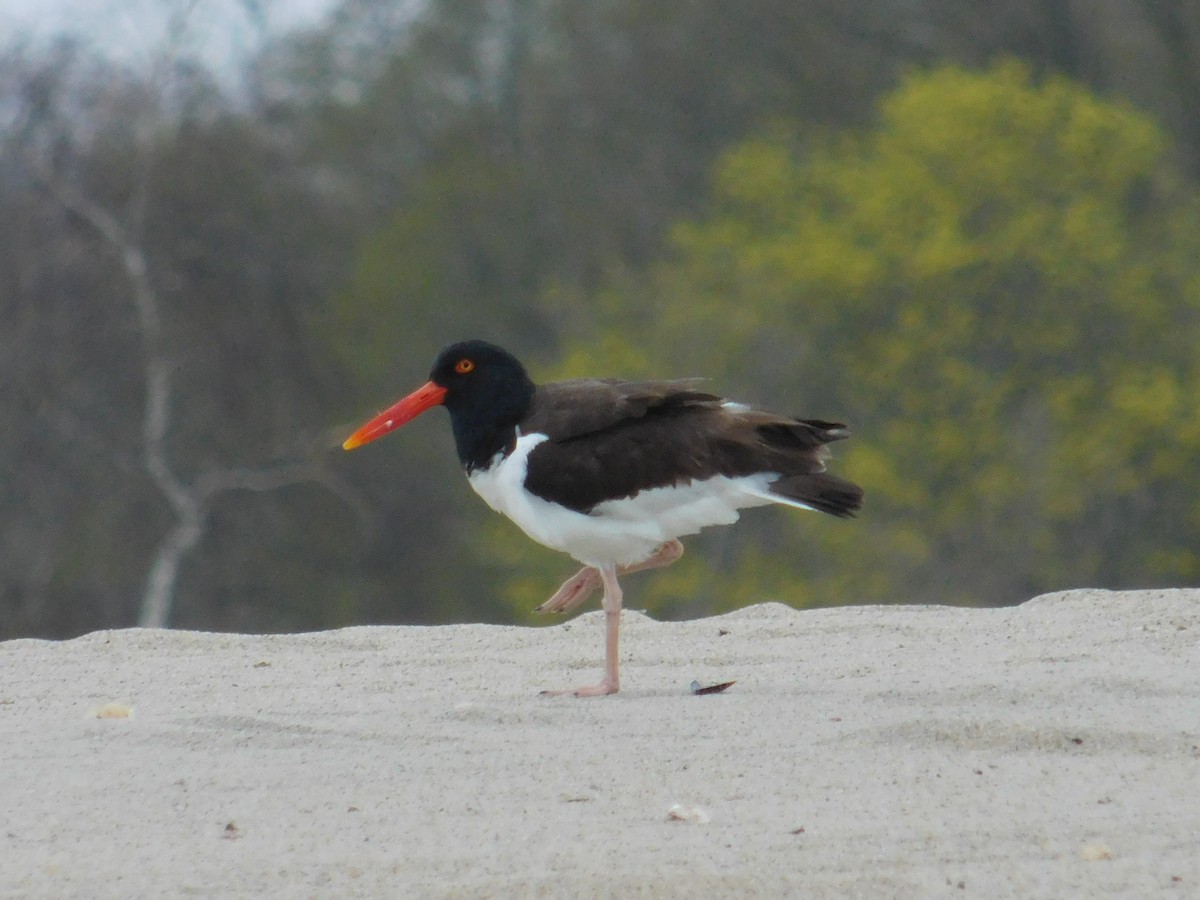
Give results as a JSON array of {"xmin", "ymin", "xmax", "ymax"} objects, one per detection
[
  {"xmin": 534, "ymin": 566, "xmax": 600, "ymax": 614},
  {"xmin": 539, "ymin": 677, "xmax": 619, "ymax": 698}
]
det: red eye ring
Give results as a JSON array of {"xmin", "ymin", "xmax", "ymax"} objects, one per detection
[{"xmin": 455, "ymin": 358, "xmax": 475, "ymax": 374}]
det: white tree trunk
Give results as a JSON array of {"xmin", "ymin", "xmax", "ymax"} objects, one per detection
[{"xmin": 139, "ymin": 510, "xmax": 206, "ymax": 629}]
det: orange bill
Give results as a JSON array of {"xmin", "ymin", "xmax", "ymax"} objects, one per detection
[{"xmin": 342, "ymin": 381, "xmax": 448, "ymax": 450}]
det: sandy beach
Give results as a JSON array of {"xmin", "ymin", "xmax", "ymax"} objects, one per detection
[{"xmin": 1, "ymin": 588, "xmax": 1197, "ymax": 898}]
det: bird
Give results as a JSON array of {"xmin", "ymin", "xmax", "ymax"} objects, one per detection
[{"xmin": 343, "ymin": 340, "xmax": 863, "ymax": 696}]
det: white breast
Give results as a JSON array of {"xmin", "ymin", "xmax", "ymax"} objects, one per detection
[{"xmin": 467, "ymin": 432, "xmax": 805, "ymax": 568}]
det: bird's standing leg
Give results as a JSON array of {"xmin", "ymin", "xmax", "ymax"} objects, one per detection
[
  {"xmin": 534, "ymin": 539, "xmax": 684, "ymax": 614},
  {"xmin": 543, "ymin": 564, "xmax": 624, "ymax": 697}
]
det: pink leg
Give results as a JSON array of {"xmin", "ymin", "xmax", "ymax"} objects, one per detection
[
  {"xmin": 534, "ymin": 566, "xmax": 601, "ymax": 614},
  {"xmin": 622, "ymin": 538, "xmax": 684, "ymax": 577},
  {"xmin": 542, "ymin": 564, "xmax": 623, "ymax": 697},
  {"xmin": 534, "ymin": 539, "xmax": 685, "ymax": 615},
  {"xmin": 539, "ymin": 541, "xmax": 684, "ymax": 696}
]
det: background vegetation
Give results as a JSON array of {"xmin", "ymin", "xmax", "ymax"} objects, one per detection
[{"xmin": 3, "ymin": 0, "xmax": 1199, "ymax": 637}]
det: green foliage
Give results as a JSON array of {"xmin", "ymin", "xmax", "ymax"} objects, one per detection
[
  {"xmin": 326, "ymin": 148, "xmax": 546, "ymax": 393},
  {"xmin": 12, "ymin": 0, "xmax": 1200, "ymax": 639},
  {"xmin": 510, "ymin": 61, "xmax": 1200, "ymax": 614}
]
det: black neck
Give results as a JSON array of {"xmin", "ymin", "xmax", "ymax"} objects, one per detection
[{"xmin": 446, "ymin": 377, "xmax": 535, "ymax": 473}]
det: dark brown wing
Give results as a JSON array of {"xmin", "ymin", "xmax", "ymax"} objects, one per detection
[
  {"xmin": 523, "ymin": 381, "xmax": 861, "ymax": 515},
  {"xmin": 521, "ymin": 378, "xmax": 721, "ymax": 442}
]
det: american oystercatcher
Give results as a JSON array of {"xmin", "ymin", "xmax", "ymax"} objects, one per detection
[{"xmin": 343, "ymin": 340, "xmax": 862, "ymax": 696}]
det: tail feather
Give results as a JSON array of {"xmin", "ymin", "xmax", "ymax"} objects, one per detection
[
  {"xmin": 755, "ymin": 419, "xmax": 851, "ymax": 452},
  {"xmin": 796, "ymin": 419, "xmax": 851, "ymax": 443},
  {"xmin": 767, "ymin": 472, "xmax": 863, "ymax": 518}
]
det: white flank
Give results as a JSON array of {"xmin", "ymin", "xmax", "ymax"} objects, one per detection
[{"xmin": 468, "ymin": 433, "xmax": 810, "ymax": 567}]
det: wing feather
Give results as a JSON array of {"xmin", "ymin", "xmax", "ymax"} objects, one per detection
[{"xmin": 523, "ymin": 380, "xmax": 860, "ymax": 514}]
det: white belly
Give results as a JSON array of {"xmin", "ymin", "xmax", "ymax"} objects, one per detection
[{"xmin": 467, "ymin": 432, "xmax": 794, "ymax": 567}]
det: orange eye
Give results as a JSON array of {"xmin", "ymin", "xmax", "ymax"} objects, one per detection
[{"xmin": 455, "ymin": 358, "xmax": 475, "ymax": 374}]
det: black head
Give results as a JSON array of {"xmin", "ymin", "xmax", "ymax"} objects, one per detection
[
  {"xmin": 342, "ymin": 339, "xmax": 535, "ymax": 468},
  {"xmin": 429, "ymin": 340, "xmax": 535, "ymax": 470}
]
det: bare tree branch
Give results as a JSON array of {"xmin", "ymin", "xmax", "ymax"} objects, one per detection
[{"xmin": 28, "ymin": 157, "xmax": 356, "ymax": 628}]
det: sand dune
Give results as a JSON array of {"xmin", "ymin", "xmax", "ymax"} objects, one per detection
[{"xmin": 1, "ymin": 589, "xmax": 1197, "ymax": 897}]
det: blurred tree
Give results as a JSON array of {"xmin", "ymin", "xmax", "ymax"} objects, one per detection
[
  {"xmin": 0, "ymin": 41, "xmax": 366, "ymax": 635},
  {"xmin": 522, "ymin": 61, "xmax": 1200, "ymax": 613},
  {"xmin": 6, "ymin": 0, "xmax": 1200, "ymax": 637},
  {"xmin": 311, "ymin": 0, "xmax": 932, "ymax": 624},
  {"xmin": 310, "ymin": 0, "xmax": 1200, "ymax": 622}
]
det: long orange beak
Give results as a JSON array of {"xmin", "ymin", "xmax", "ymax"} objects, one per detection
[{"xmin": 342, "ymin": 381, "xmax": 448, "ymax": 450}]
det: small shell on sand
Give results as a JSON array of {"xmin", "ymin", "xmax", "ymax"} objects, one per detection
[{"xmin": 92, "ymin": 703, "xmax": 133, "ymax": 719}]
